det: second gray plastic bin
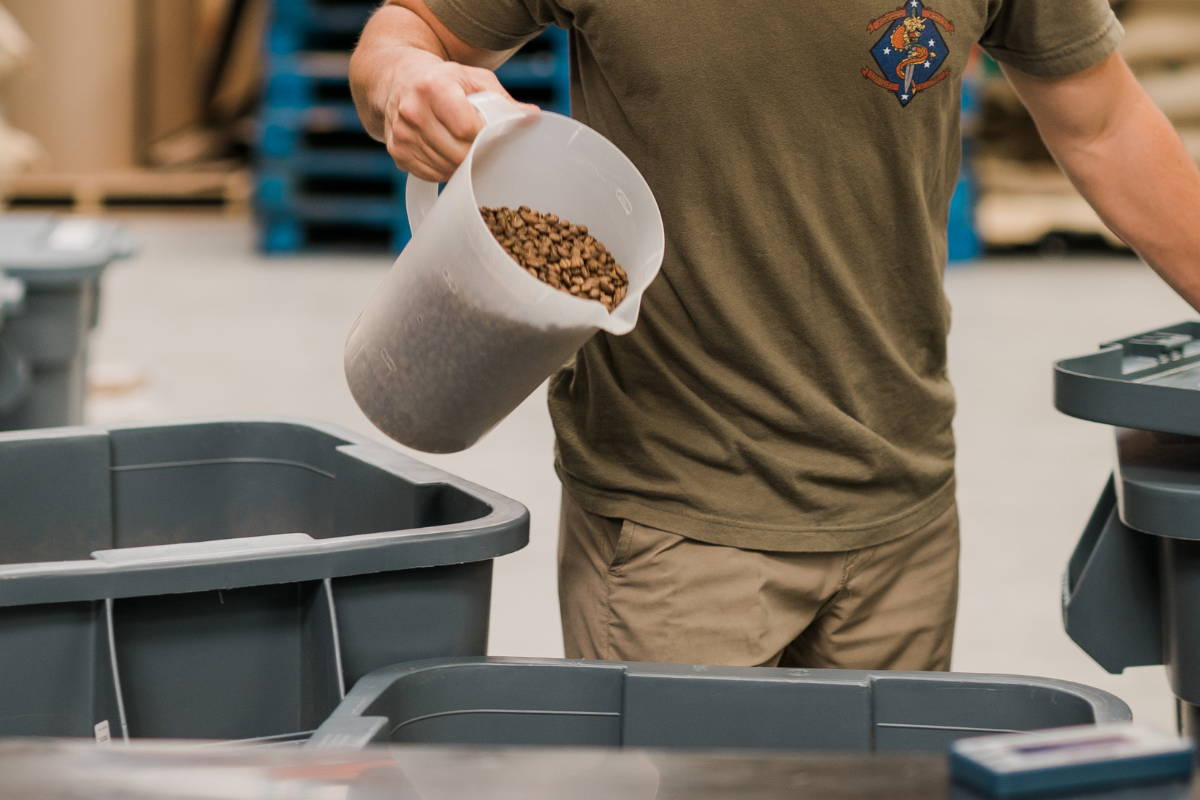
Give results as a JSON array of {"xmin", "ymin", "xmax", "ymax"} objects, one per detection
[
  {"xmin": 0, "ymin": 215, "xmax": 133, "ymax": 429},
  {"xmin": 309, "ymin": 657, "xmax": 1132, "ymax": 753},
  {"xmin": 0, "ymin": 418, "xmax": 527, "ymax": 743},
  {"xmin": 1057, "ymin": 321, "xmax": 1200, "ymax": 734}
]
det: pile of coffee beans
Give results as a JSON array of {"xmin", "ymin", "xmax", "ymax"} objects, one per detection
[{"xmin": 481, "ymin": 205, "xmax": 629, "ymax": 311}]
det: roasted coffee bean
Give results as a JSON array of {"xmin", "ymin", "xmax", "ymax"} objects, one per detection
[{"xmin": 481, "ymin": 205, "xmax": 630, "ymax": 312}]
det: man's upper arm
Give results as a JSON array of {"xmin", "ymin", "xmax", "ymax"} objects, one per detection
[
  {"xmin": 384, "ymin": 0, "xmax": 524, "ymax": 67},
  {"xmin": 1001, "ymin": 53, "xmax": 1137, "ymax": 145},
  {"xmin": 388, "ymin": 0, "xmax": 565, "ymax": 60},
  {"xmin": 980, "ymin": 0, "xmax": 1123, "ymax": 79}
]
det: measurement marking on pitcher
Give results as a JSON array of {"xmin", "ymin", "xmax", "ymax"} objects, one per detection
[
  {"xmin": 378, "ymin": 348, "xmax": 397, "ymax": 373},
  {"xmin": 615, "ymin": 189, "xmax": 632, "ymax": 215}
]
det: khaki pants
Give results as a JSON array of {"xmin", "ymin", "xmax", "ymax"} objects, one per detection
[{"xmin": 558, "ymin": 489, "xmax": 959, "ymax": 670}]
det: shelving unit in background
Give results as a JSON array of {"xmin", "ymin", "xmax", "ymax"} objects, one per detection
[
  {"xmin": 975, "ymin": 0, "xmax": 1200, "ymax": 252},
  {"xmin": 255, "ymin": 0, "xmax": 570, "ymax": 253}
]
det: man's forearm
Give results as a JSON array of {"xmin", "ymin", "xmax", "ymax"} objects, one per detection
[
  {"xmin": 1010, "ymin": 56, "xmax": 1200, "ymax": 308},
  {"xmin": 1057, "ymin": 96, "xmax": 1200, "ymax": 304},
  {"xmin": 349, "ymin": 5, "xmax": 448, "ymax": 141}
]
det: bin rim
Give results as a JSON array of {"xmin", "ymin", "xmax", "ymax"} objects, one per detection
[
  {"xmin": 0, "ymin": 215, "xmax": 135, "ymax": 285},
  {"xmin": 308, "ymin": 656, "xmax": 1134, "ymax": 749},
  {"xmin": 0, "ymin": 416, "xmax": 529, "ymax": 606},
  {"xmin": 1054, "ymin": 320, "xmax": 1200, "ymax": 438}
]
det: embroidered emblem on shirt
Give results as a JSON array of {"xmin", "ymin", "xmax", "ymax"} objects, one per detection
[{"xmin": 862, "ymin": 0, "xmax": 954, "ymax": 107}]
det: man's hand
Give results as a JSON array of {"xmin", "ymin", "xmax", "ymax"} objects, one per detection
[
  {"xmin": 349, "ymin": 0, "xmax": 539, "ymax": 182},
  {"xmin": 1004, "ymin": 53, "xmax": 1200, "ymax": 308}
]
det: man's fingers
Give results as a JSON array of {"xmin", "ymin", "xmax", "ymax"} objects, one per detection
[
  {"xmin": 428, "ymin": 84, "xmax": 485, "ymax": 142},
  {"xmin": 403, "ymin": 158, "xmax": 448, "ymax": 183},
  {"xmin": 414, "ymin": 135, "xmax": 458, "ymax": 177},
  {"xmin": 419, "ymin": 115, "xmax": 472, "ymax": 168},
  {"xmin": 384, "ymin": 63, "xmax": 541, "ymax": 183},
  {"xmin": 395, "ymin": 100, "xmax": 459, "ymax": 177},
  {"xmin": 388, "ymin": 131, "xmax": 449, "ymax": 181}
]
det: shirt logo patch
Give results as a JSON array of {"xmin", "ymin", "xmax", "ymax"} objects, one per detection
[{"xmin": 862, "ymin": 0, "xmax": 955, "ymax": 107}]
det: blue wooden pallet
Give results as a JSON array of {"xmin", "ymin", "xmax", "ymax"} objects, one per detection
[
  {"xmin": 256, "ymin": 157, "xmax": 397, "ymax": 209},
  {"xmin": 258, "ymin": 212, "xmax": 410, "ymax": 254},
  {"xmin": 254, "ymin": 157, "xmax": 410, "ymax": 252},
  {"xmin": 271, "ymin": 0, "xmax": 375, "ymax": 30},
  {"xmin": 259, "ymin": 147, "xmax": 396, "ymax": 178},
  {"xmin": 258, "ymin": 105, "xmax": 374, "ymax": 160},
  {"xmin": 255, "ymin": 165, "xmax": 411, "ymax": 254},
  {"xmin": 267, "ymin": 0, "xmax": 375, "ymax": 54},
  {"xmin": 256, "ymin": 4, "xmax": 570, "ymax": 252}
]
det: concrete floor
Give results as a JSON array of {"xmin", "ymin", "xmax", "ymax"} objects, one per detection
[{"xmin": 86, "ymin": 213, "xmax": 1193, "ymax": 732}]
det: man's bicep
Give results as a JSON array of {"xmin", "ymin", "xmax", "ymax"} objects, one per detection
[
  {"xmin": 1001, "ymin": 53, "xmax": 1136, "ymax": 145},
  {"xmin": 385, "ymin": 0, "xmax": 527, "ymax": 68}
]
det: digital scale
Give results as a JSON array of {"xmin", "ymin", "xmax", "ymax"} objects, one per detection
[{"xmin": 950, "ymin": 723, "xmax": 1194, "ymax": 797}]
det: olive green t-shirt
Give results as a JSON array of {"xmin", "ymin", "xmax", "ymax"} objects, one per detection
[{"xmin": 423, "ymin": 0, "xmax": 1122, "ymax": 551}]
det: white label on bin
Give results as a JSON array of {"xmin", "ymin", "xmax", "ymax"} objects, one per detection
[
  {"xmin": 48, "ymin": 220, "xmax": 99, "ymax": 251},
  {"xmin": 94, "ymin": 720, "xmax": 111, "ymax": 744}
]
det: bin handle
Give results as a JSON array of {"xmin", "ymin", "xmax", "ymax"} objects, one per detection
[
  {"xmin": 0, "ymin": 277, "xmax": 24, "ymax": 313},
  {"xmin": 404, "ymin": 91, "xmax": 535, "ymax": 234},
  {"xmin": 91, "ymin": 533, "xmax": 315, "ymax": 564}
]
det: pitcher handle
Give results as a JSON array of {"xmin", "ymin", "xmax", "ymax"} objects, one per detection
[{"xmin": 404, "ymin": 91, "xmax": 535, "ymax": 234}]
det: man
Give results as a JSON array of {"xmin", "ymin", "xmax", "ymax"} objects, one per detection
[{"xmin": 350, "ymin": 0, "xmax": 1200, "ymax": 670}]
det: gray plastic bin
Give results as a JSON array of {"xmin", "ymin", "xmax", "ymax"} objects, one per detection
[
  {"xmin": 0, "ymin": 215, "xmax": 133, "ymax": 429},
  {"xmin": 1057, "ymin": 321, "xmax": 1200, "ymax": 734},
  {"xmin": 0, "ymin": 275, "xmax": 28, "ymax": 415},
  {"xmin": 308, "ymin": 657, "xmax": 1131, "ymax": 753},
  {"xmin": 0, "ymin": 418, "xmax": 528, "ymax": 743}
]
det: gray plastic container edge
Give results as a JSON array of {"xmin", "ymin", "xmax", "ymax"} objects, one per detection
[
  {"xmin": 0, "ymin": 417, "xmax": 528, "ymax": 742},
  {"xmin": 1054, "ymin": 321, "xmax": 1200, "ymax": 439},
  {"xmin": 0, "ymin": 215, "xmax": 136, "ymax": 284},
  {"xmin": 0, "ymin": 416, "xmax": 529, "ymax": 605},
  {"xmin": 0, "ymin": 214, "xmax": 135, "ymax": 430},
  {"xmin": 308, "ymin": 657, "xmax": 1132, "ymax": 753}
]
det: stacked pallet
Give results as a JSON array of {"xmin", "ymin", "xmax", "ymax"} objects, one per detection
[
  {"xmin": 975, "ymin": 0, "xmax": 1200, "ymax": 249},
  {"xmin": 255, "ymin": 0, "xmax": 570, "ymax": 253}
]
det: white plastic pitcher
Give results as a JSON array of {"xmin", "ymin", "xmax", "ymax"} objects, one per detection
[{"xmin": 345, "ymin": 92, "xmax": 665, "ymax": 453}]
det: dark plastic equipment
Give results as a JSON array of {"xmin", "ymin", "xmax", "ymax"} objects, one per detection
[
  {"xmin": 1057, "ymin": 321, "xmax": 1200, "ymax": 734},
  {"xmin": 0, "ymin": 418, "xmax": 528, "ymax": 743},
  {"xmin": 0, "ymin": 274, "xmax": 28, "ymax": 416},
  {"xmin": 0, "ymin": 214, "xmax": 134, "ymax": 429},
  {"xmin": 308, "ymin": 657, "xmax": 1131, "ymax": 753}
]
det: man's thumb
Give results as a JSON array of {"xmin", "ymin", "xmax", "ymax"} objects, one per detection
[{"xmin": 459, "ymin": 69, "xmax": 540, "ymax": 115}]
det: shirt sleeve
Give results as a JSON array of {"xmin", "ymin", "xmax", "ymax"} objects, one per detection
[
  {"xmin": 980, "ymin": 0, "xmax": 1124, "ymax": 77},
  {"xmin": 422, "ymin": 0, "xmax": 567, "ymax": 51}
]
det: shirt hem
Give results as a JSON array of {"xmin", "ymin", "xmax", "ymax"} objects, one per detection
[
  {"xmin": 984, "ymin": 16, "xmax": 1124, "ymax": 78},
  {"xmin": 423, "ymin": 0, "xmax": 543, "ymax": 51},
  {"xmin": 557, "ymin": 469, "xmax": 958, "ymax": 553}
]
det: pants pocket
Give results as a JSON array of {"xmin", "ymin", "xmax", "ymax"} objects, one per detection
[{"xmin": 608, "ymin": 520, "xmax": 637, "ymax": 573}]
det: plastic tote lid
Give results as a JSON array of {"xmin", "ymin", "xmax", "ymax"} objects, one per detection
[
  {"xmin": 0, "ymin": 214, "xmax": 136, "ymax": 284},
  {"xmin": 1055, "ymin": 321, "xmax": 1200, "ymax": 437}
]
